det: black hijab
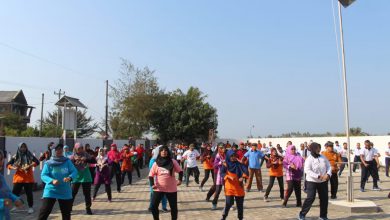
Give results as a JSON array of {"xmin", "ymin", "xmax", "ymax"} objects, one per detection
[
  {"xmin": 310, "ymin": 142, "xmax": 321, "ymax": 158},
  {"xmin": 156, "ymin": 145, "xmax": 174, "ymax": 176}
]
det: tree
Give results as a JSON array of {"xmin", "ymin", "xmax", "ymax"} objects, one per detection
[
  {"xmin": 151, "ymin": 87, "xmax": 218, "ymax": 144},
  {"xmin": 42, "ymin": 109, "xmax": 99, "ymax": 138},
  {"xmin": 110, "ymin": 59, "xmax": 166, "ymax": 139}
]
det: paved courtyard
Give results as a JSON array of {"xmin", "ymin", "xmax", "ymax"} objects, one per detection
[{"xmin": 11, "ymin": 166, "xmax": 390, "ymax": 220}]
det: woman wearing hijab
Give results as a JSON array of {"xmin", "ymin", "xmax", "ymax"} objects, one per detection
[
  {"xmin": 93, "ymin": 148, "xmax": 112, "ymax": 202},
  {"xmin": 199, "ymin": 144, "xmax": 214, "ymax": 192},
  {"xmin": 39, "ymin": 142, "xmax": 54, "ymax": 162},
  {"xmin": 121, "ymin": 145, "xmax": 136, "ymax": 185},
  {"xmin": 63, "ymin": 145, "xmax": 73, "ymax": 158},
  {"xmin": 283, "ymin": 145, "xmax": 304, "ymax": 207},
  {"xmin": 298, "ymin": 142, "xmax": 331, "ymax": 220},
  {"xmin": 264, "ymin": 147, "xmax": 284, "ymax": 202},
  {"xmin": 149, "ymin": 145, "xmax": 183, "ymax": 220},
  {"xmin": 0, "ymin": 150, "xmax": 23, "ymax": 220},
  {"xmin": 220, "ymin": 150, "xmax": 249, "ymax": 220},
  {"xmin": 37, "ymin": 144, "xmax": 78, "ymax": 220},
  {"xmin": 207, "ymin": 143, "xmax": 226, "ymax": 210},
  {"xmin": 107, "ymin": 143, "xmax": 122, "ymax": 193},
  {"xmin": 7, "ymin": 142, "xmax": 39, "ymax": 214},
  {"xmin": 70, "ymin": 143, "xmax": 96, "ymax": 215}
]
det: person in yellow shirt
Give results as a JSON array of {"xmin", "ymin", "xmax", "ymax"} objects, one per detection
[{"xmin": 321, "ymin": 141, "xmax": 341, "ymax": 199}]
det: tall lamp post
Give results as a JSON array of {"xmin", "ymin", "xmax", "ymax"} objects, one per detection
[
  {"xmin": 338, "ymin": 0, "xmax": 356, "ymax": 202},
  {"xmin": 249, "ymin": 125, "xmax": 254, "ymax": 138}
]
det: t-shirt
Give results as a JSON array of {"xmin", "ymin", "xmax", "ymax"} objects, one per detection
[
  {"xmin": 339, "ymin": 148, "xmax": 348, "ymax": 158},
  {"xmin": 244, "ymin": 150, "xmax": 264, "ymax": 169},
  {"xmin": 353, "ymin": 148, "xmax": 362, "ymax": 157},
  {"xmin": 360, "ymin": 148, "xmax": 377, "ymax": 161},
  {"xmin": 182, "ymin": 150, "xmax": 200, "ymax": 168},
  {"xmin": 149, "ymin": 159, "xmax": 182, "ymax": 192},
  {"xmin": 386, "ymin": 148, "xmax": 390, "ymax": 158},
  {"xmin": 176, "ymin": 149, "xmax": 184, "ymax": 160}
]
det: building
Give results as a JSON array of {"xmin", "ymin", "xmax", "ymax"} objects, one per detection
[{"xmin": 0, "ymin": 90, "xmax": 34, "ymax": 132}]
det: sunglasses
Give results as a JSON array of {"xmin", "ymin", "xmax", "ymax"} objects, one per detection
[{"xmin": 291, "ymin": 148, "xmax": 296, "ymax": 150}]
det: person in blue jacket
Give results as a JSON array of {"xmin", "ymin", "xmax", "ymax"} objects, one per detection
[
  {"xmin": 0, "ymin": 151, "xmax": 23, "ymax": 220},
  {"xmin": 37, "ymin": 144, "xmax": 78, "ymax": 220}
]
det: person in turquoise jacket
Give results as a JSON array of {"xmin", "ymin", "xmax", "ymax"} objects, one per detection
[
  {"xmin": 0, "ymin": 151, "xmax": 23, "ymax": 220},
  {"xmin": 37, "ymin": 144, "xmax": 78, "ymax": 220}
]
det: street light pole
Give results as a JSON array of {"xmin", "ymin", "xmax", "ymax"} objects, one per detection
[
  {"xmin": 338, "ymin": 0, "xmax": 354, "ymax": 202},
  {"xmin": 249, "ymin": 125, "xmax": 254, "ymax": 138}
]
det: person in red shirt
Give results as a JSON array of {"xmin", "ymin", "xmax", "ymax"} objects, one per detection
[
  {"xmin": 236, "ymin": 142, "xmax": 248, "ymax": 163},
  {"xmin": 136, "ymin": 144, "xmax": 145, "ymax": 169}
]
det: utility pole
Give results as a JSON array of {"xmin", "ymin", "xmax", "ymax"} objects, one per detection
[
  {"xmin": 54, "ymin": 89, "xmax": 65, "ymax": 137},
  {"xmin": 105, "ymin": 80, "xmax": 109, "ymax": 137},
  {"xmin": 39, "ymin": 93, "xmax": 44, "ymax": 136}
]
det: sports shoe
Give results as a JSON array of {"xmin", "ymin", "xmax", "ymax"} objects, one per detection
[
  {"xmin": 318, "ymin": 217, "xmax": 329, "ymax": 220},
  {"xmin": 230, "ymin": 206, "xmax": 234, "ymax": 211},
  {"xmin": 263, "ymin": 196, "xmax": 269, "ymax": 202},
  {"xmin": 297, "ymin": 213, "xmax": 305, "ymax": 220},
  {"xmin": 162, "ymin": 208, "xmax": 169, "ymax": 213},
  {"xmin": 212, "ymin": 204, "xmax": 217, "ymax": 210},
  {"xmin": 360, "ymin": 188, "xmax": 365, "ymax": 192},
  {"xmin": 372, "ymin": 187, "xmax": 381, "ymax": 191},
  {"xmin": 199, "ymin": 186, "xmax": 204, "ymax": 192},
  {"xmin": 28, "ymin": 208, "xmax": 34, "ymax": 214}
]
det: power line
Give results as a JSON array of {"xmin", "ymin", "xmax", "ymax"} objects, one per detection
[{"xmin": 0, "ymin": 41, "xmax": 107, "ymax": 83}]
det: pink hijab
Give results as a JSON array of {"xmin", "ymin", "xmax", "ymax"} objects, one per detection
[
  {"xmin": 107, "ymin": 143, "xmax": 121, "ymax": 162},
  {"xmin": 284, "ymin": 145, "xmax": 303, "ymax": 169}
]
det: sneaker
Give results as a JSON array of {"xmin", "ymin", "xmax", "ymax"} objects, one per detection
[
  {"xmin": 260, "ymin": 189, "xmax": 265, "ymax": 193},
  {"xmin": 319, "ymin": 217, "xmax": 329, "ymax": 220},
  {"xmin": 162, "ymin": 208, "xmax": 169, "ymax": 213},
  {"xmin": 10, "ymin": 207, "xmax": 17, "ymax": 212},
  {"xmin": 212, "ymin": 204, "xmax": 217, "ymax": 210},
  {"xmin": 199, "ymin": 186, "xmax": 204, "ymax": 192},
  {"xmin": 28, "ymin": 208, "xmax": 34, "ymax": 214},
  {"xmin": 360, "ymin": 188, "xmax": 365, "ymax": 192},
  {"xmin": 372, "ymin": 187, "xmax": 381, "ymax": 191},
  {"xmin": 330, "ymin": 196, "xmax": 337, "ymax": 199},
  {"xmin": 263, "ymin": 196, "xmax": 269, "ymax": 202},
  {"xmin": 205, "ymin": 198, "xmax": 210, "ymax": 202},
  {"xmin": 298, "ymin": 213, "xmax": 305, "ymax": 220},
  {"xmin": 230, "ymin": 206, "xmax": 234, "ymax": 211}
]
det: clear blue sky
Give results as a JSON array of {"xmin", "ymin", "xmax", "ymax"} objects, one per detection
[{"xmin": 1, "ymin": 0, "xmax": 389, "ymax": 139}]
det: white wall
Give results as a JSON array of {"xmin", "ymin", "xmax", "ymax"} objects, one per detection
[{"xmin": 247, "ymin": 136, "xmax": 390, "ymax": 164}]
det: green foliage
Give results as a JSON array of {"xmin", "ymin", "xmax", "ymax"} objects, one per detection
[
  {"xmin": 2, "ymin": 113, "xmax": 26, "ymax": 131},
  {"xmin": 110, "ymin": 59, "xmax": 166, "ymax": 139},
  {"xmin": 151, "ymin": 87, "xmax": 218, "ymax": 144}
]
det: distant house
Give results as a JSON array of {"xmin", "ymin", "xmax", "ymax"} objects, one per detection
[{"xmin": 0, "ymin": 90, "xmax": 34, "ymax": 128}]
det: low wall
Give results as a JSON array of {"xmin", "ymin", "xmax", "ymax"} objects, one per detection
[{"xmin": 248, "ymin": 135, "xmax": 390, "ymax": 165}]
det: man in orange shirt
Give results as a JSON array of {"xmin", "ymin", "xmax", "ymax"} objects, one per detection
[{"xmin": 322, "ymin": 141, "xmax": 341, "ymax": 199}]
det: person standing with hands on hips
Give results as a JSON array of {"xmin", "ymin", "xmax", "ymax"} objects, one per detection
[{"xmin": 298, "ymin": 142, "xmax": 331, "ymax": 220}]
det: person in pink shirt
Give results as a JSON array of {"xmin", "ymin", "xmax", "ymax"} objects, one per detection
[{"xmin": 149, "ymin": 145, "xmax": 183, "ymax": 220}]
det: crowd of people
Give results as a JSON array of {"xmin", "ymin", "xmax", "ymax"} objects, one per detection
[{"xmin": 0, "ymin": 139, "xmax": 388, "ymax": 220}]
